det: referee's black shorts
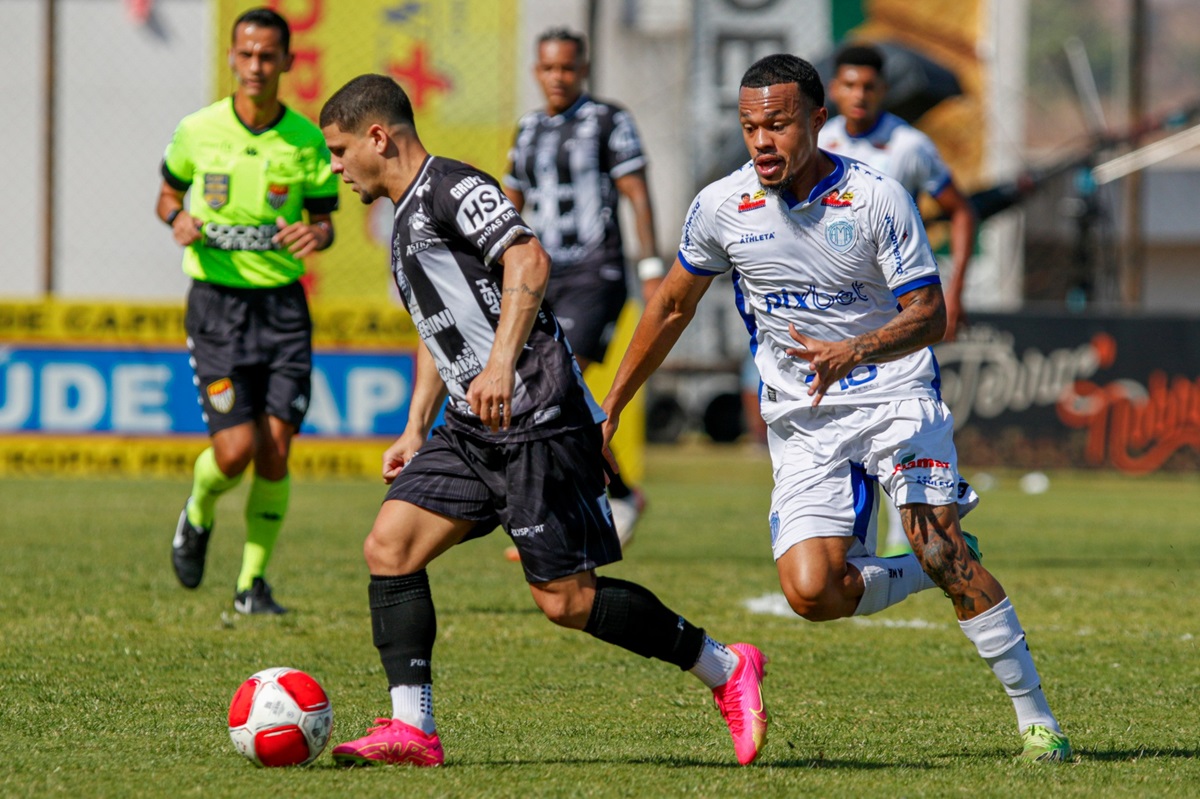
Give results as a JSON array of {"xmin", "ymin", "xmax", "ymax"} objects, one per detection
[
  {"xmin": 185, "ymin": 279, "xmax": 312, "ymax": 435},
  {"xmin": 384, "ymin": 424, "xmax": 623, "ymax": 584}
]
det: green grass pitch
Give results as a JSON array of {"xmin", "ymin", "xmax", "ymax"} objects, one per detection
[{"xmin": 2, "ymin": 443, "xmax": 1198, "ymax": 797}]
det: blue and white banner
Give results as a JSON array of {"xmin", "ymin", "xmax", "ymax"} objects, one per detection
[{"xmin": 0, "ymin": 346, "xmax": 418, "ymax": 437}]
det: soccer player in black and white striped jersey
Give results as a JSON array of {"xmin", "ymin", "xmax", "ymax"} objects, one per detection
[{"xmin": 317, "ymin": 74, "xmax": 769, "ymax": 768}]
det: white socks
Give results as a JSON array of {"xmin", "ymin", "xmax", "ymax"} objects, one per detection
[
  {"xmin": 390, "ymin": 683, "xmax": 436, "ymax": 734},
  {"xmin": 850, "ymin": 554, "xmax": 937, "ymax": 616},
  {"xmin": 959, "ymin": 597, "xmax": 1061, "ymax": 733},
  {"xmin": 689, "ymin": 635, "xmax": 740, "ymax": 689}
]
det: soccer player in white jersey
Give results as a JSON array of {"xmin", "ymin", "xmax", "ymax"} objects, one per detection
[
  {"xmin": 820, "ymin": 43, "xmax": 977, "ymax": 341},
  {"xmin": 820, "ymin": 43, "xmax": 979, "ymax": 557},
  {"xmin": 600, "ymin": 54, "xmax": 1070, "ymax": 762}
]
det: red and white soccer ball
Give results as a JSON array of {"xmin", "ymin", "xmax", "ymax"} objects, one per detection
[{"xmin": 228, "ymin": 667, "xmax": 333, "ymax": 767}]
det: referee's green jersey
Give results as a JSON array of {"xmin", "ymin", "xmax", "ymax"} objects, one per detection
[{"xmin": 162, "ymin": 98, "xmax": 339, "ymax": 289}]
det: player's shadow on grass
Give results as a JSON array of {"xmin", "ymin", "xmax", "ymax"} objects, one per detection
[
  {"xmin": 462, "ymin": 756, "xmax": 916, "ymax": 769},
  {"xmin": 1082, "ymin": 747, "xmax": 1200, "ymax": 762}
]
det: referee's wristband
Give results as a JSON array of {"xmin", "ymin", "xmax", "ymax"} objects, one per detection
[
  {"xmin": 637, "ymin": 256, "xmax": 666, "ymax": 281},
  {"xmin": 165, "ymin": 208, "xmax": 182, "ymax": 227}
]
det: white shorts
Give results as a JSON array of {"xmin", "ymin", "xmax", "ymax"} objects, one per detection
[{"xmin": 766, "ymin": 397, "xmax": 975, "ymax": 561}]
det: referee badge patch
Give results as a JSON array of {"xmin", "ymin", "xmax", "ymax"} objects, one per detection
[
  {"xmin": 206, "ymin": 378, "xmax": 235, "ymax": 414},
  {"xmin": 204, "ymin": 174, "xmax": 230, "ymax": 209},
  {"xmin": 825, "ymin": 218, "xmax": 857, "ymax": 253},
  {"xmin": 266, "ymin": 183, "xmax": 289, "ymax": 210}
]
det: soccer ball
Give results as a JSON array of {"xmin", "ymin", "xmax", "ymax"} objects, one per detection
[{"xmin": 228, "ymin": 667, "xmax": 333, "ymax": 767}]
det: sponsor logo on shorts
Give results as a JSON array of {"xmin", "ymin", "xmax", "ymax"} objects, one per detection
[
  {"xmin": 510, "ymin": 524, "xmax": 545, "ymax": 538},
  {"xmin": 914, "ymin": 476, "xmax": 956, "ymax": 489},
  {"xmin": 291, "ymin": 395, "xmax": 308, "ymax": 413},
  {"xmin": 893, "ymin": 454, "xmax": 952, "ymax": 474},
  {"xmin": 825, "ymin": 218, "xmax": 856, "ymax": 253},
  {"xmin": 204, "ymin": 173, "xmax": 229, "ymax": 209},
  {"xmin": 207, "ymin": 378, "xmax": 235, "ymax": 414},
  {"xmin": 769, "ymin": 510, "xmax": 780, "ymax": 548},
  {"xmin": 266, "ymin": 183, "xmax": 289, "ymax": 210}
]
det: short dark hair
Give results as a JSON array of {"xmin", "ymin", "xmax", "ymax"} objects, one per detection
[
  {"xmin": 320, "ymin": 74, "xmax": 416, "ymax": 132},
  {"xmin": 537, "ymin": 27, "xmax": 587, "ymax": 61},
  {"xmin": 741, "ymin": 54, "xmax": 824, "ymax": 109},
  {"xmin": 233, "ymin": 7, "xmax": 290, "ymax": 53},
  {"xmin": 834, "ymin": 43, "xmax": 885, "ymax": 74}
]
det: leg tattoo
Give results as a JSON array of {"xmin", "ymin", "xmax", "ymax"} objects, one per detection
[{"xmin": 903, "ymin": 504, "xmax": 1000, "ymax": 618}]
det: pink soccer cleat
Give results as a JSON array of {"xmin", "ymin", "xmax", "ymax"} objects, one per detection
[
  {"xmin": 332, "ymin": 718, "xmax": 444, "ymax": 767},
  {"xmin": 711, "ymin": 643, "xmax": 769, "ymax": 765}
]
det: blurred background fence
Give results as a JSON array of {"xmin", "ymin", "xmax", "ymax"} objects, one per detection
[{"xmin": 2, "ymin": 0, "xmax": 1199, "ymax": 476}]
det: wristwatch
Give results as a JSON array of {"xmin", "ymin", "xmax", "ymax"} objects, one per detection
[{"xmin": 165, "ymin": 208, "xmax": 181, "ymax": 227}]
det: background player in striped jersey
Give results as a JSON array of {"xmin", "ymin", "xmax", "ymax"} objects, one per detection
[
  {"xmin": 318, "ymin": 74, "xmax": 768, "ymax": 768},
  {"xmin": 502, "ymin": 28, "xmax": 661, "ymax": 549},
  {"xmin": 158, "ymin": 7, "xmax": 338, "ymax": 614},
  {"xmin": 601, "ymin": 54, "xmax": 1070, "ymax": 762},
  {"xmin": 819, "ymin": 42, "xmax": 979, "ymax": 557}
]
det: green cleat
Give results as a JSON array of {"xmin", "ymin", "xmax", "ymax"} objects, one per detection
[
  {"xmin": 961, "ymin": 530, "xmax": 982, "ymax": 562},
  {"xmin": 1019, "ymin": 724, "xmax": 1072, "ymax": 762}
]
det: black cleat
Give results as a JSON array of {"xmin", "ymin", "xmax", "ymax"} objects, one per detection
[
  {"xmin": 234, "ymin": 577, "xmax": 287, "ymax": 615},
  {"xmin": 172, "ymin": 501, "xmax": 211, "ymax": 589}
]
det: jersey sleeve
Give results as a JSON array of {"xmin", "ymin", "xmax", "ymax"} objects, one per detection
[
  {"xmin": 869, "ymin": 178, "xmax": 940, "ymax": 296},
  {"xmin": 677, "ymin": 191, "xmax": 731, "ymax": 276},
  {"xmin": 303, "ymin": 140, "xmax": 340, "ymax": 215},
  {"xmin": 433, "ymin": 167, "xmax": 534, "ymax": 267},
  {"xmin": 161, "ymin": 119, "xmax": 194, "ymax": 190},
  {"xmin": 604, "ymin": 107, "xmax": 647, "ymax": 179},
  {"xmin": 899, "ymin": 133, "xmax": 953, "ymax": 199}
]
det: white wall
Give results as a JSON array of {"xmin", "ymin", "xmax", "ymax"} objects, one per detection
[
  {"xmin": 0, "ymin": 0, "xmax": 48, "ymax": 296},
  {"xmin": 0, "ymin": 0, "xmax": 209, "ymax": 300}
]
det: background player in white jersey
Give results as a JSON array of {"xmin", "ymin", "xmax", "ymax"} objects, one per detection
[
  {"xmin": 318, "ymin": 74, "xmax": 767, "ymax": 768},
  {"xmin": 600, "ymin": 54, "xmax": 1070, "ymax": 762},
  {"xmin": 820, "ymin": 42, "xmax": 979, "ymax": 557},
  {"xmin": 502, "ymin": 28, "xmax": 661, "ymax": 548},
  {"xmin": 820, "ymin": 42, "xmax": 977, "ymax": 342}
]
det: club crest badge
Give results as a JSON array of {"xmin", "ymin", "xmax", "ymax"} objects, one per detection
[
  {"xmin": 825, "ymin": 218, "xmax": 857, "ymax": 253},
  {"xmin": 207, "ymin": 377, "xmax": 235, "ymax": 414},
  {"xmin": 266, "ymin": 183, "xmax": 289, "ymax": 210},
  {"xmin": 204, "ymin": 174, "xmax": 229, "ymax": 210}
]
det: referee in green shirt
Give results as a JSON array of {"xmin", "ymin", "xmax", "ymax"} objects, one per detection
[{"xmin": 156, "ymin": 7, "xmax": 338, "ymax": 614}]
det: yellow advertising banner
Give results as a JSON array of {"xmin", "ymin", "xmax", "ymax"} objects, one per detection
[{"xmin": 214, "ymin": 0, "xmax": 519, "ymax": 303}]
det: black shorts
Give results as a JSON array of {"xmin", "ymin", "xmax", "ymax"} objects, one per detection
[
  {"xmin": 545, "ymin": 264, "xmax": 627, "ymax": 364},
  {"xmin": 185, "ymin": 279, "xmax": 312, "ymax": 435},
  {"xmin": 385, "ymin": 424, "xmax": 622, "ymax": 584}
]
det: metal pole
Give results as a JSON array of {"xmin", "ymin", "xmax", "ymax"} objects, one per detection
[
  {"xmin": 1121, "ymin": 0, "xmax": 1146, "ymax": 308},
  {"xmin": 42, "ymin": 0, "xmax": 56, "ymax": 297}
]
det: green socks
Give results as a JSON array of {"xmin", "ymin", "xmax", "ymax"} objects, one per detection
[
  {"xmin": 186, "ymin": 447, "xmax": 243, "ymax": 529},
  {"xmin": 237, "ymin": 475, "xmax": 290, "ymax": 593}
]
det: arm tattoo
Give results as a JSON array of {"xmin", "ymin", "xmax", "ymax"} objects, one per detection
[
  {"xmin": 502, "ymin": 282, "xmax": 543, "ymax": 301},
  {"xmin": 849, "ymin": 286, "xmax": 943, "ymax": 363},
  {"xmin": 901, "ymin": 504, "xmax": 996, "ymax": 616}
]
